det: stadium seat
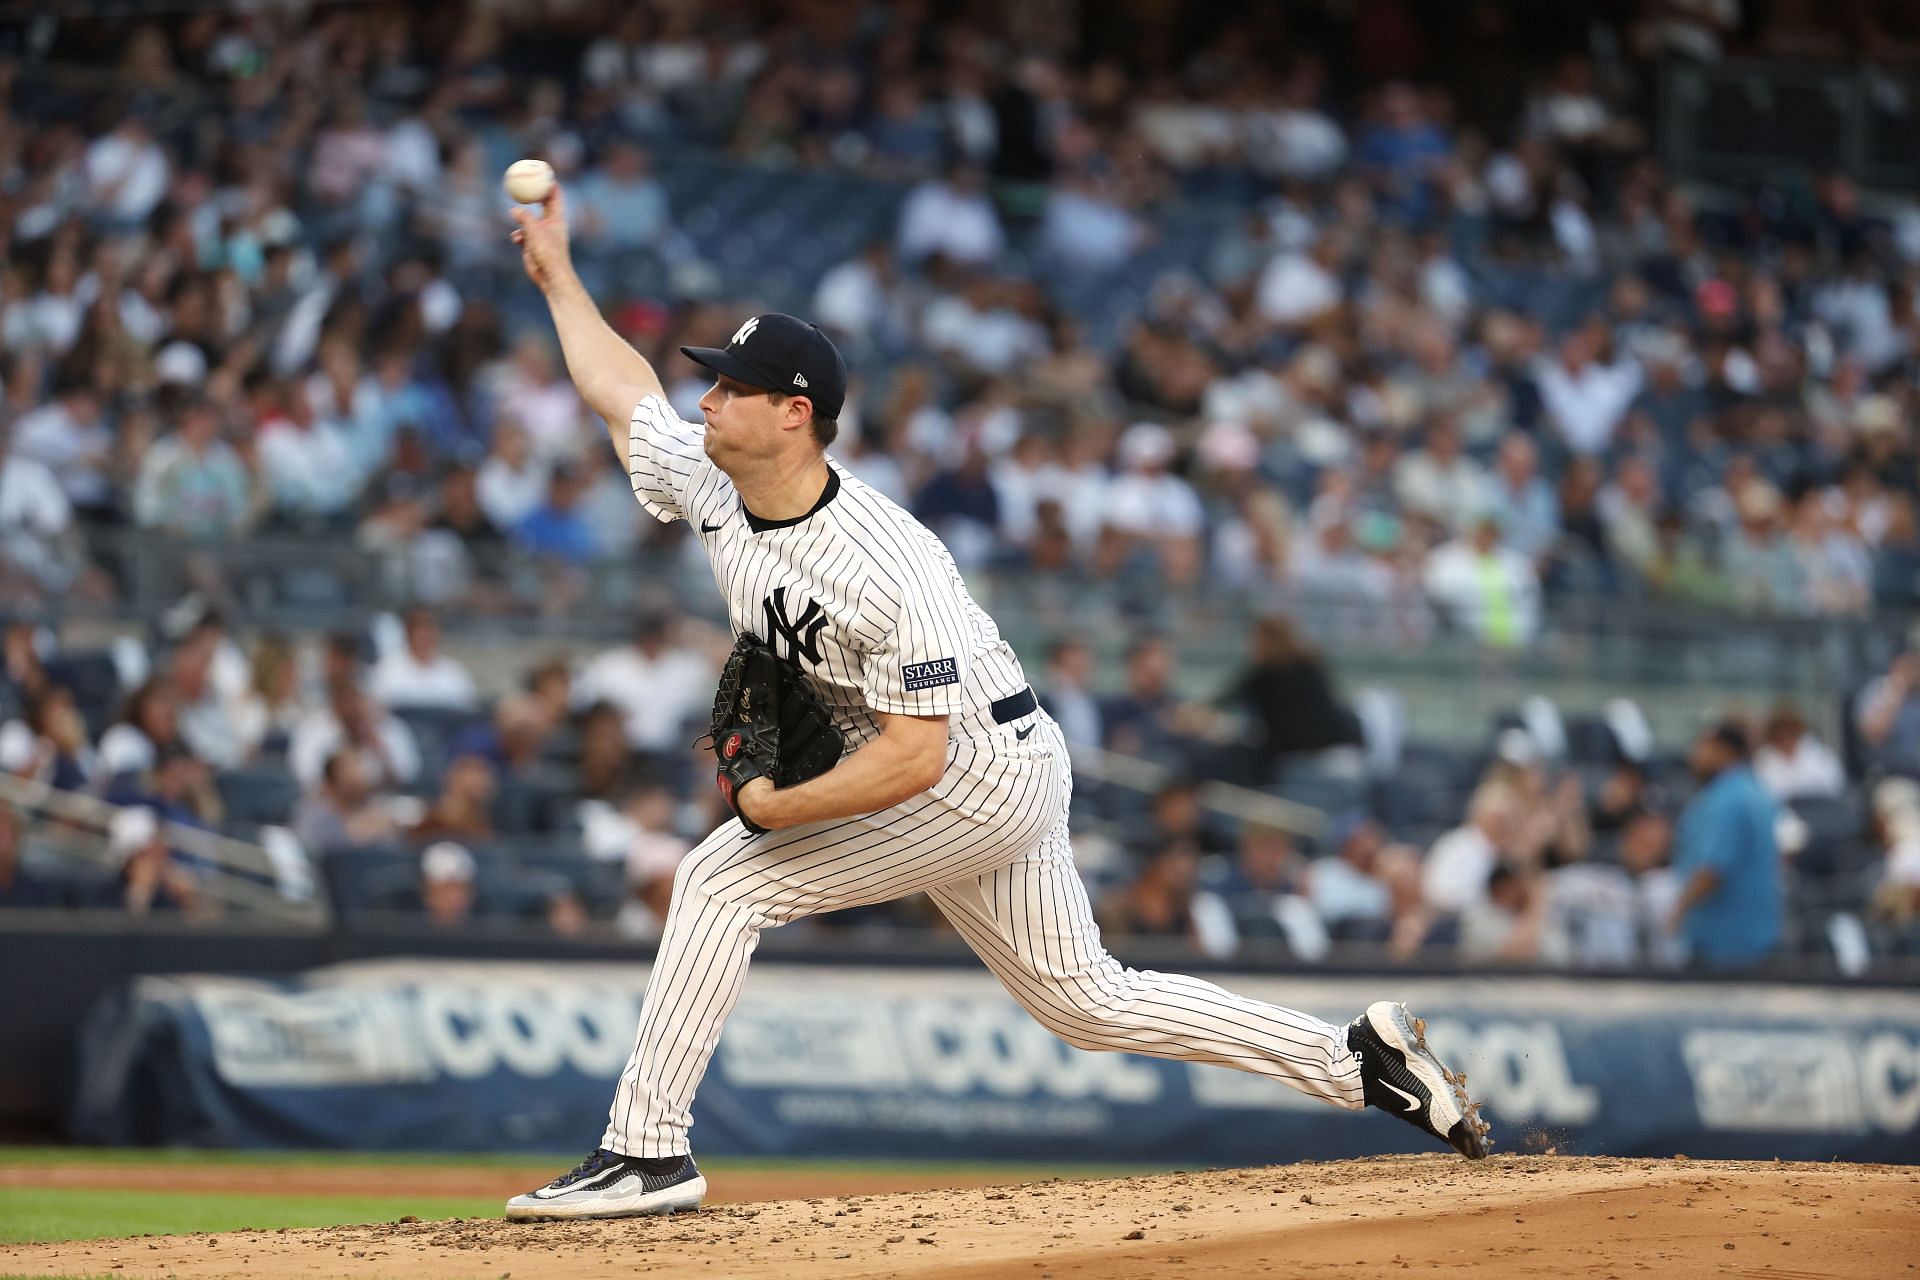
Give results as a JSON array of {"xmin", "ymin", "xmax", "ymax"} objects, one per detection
[
  {"xmin": 45, "ymin": 650, "xmax": 122, "ymax": 736},
  {"xmin": 214, "ymin": 770, "xmax": 302, "ymax": 826}
]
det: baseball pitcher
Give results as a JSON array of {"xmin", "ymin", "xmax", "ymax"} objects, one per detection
[{"xmin": 503, "ymin": 186, "xmax": 1488, "ymax": 1220}]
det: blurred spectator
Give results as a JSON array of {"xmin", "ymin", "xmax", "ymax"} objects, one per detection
[
  {"xmin": 292, "ymin": 748, "xmax": 398, "ymax": 855},
  {"xmin": 418, "ymin": 840, "xmax": 478, "ymax": 928},
  {"xmin": 896, "ymin": 161, "xmax": 1004, "ymax": 267},
  {"xmin": 1459, "ymin": 864, "xmax": 1570, "ymax": 964},
  {"xmin": 1099, "ymin": 841, "xmax": 1234, "ymax": 959},
  {"xmin": 1853, "ymin": 649, "xmax": 1920, "ymax": 778},
  {"xmin": 574, "ymin": 616, "xmax": 712, "ymax": 756},
  {"xmin": 617, "ymin": 792, "xmax": 692, "ymax": 939},
  {"xmin": 1535, "ymin": 323, "xmax": 1640, "ymax": 457},
  {"xmin": 912, "ymin": 438, "xmax": 1001, "ymax": 571},
  {"xmin": 1222, "ymin": 615, "xmax": 1361, "ymax": 779},
  {"xmin": 496, "ymin": 336, "xmax": 588, "ymax": 464},
  {"xmin": 1256, "ymin": 233, "xmax": 1343, "ymax": 329},
  {"xmin": 230, "ymin": 633, "xmax": 305, "ymax": 762},
  {"xmin": 1620, "ymin": 809, "xmax": 1686, "ymax": 969},
  {"xmin": 1485, "ymin": 433, "xmax": 1559, "ymax": 563},
  {"xmin": 545, "ymin": 888, "xmax": 590, "ymax": 938},
  {"xmin": 812, "ymin": 241, "xmax": 898, "ymax": 352},
  {"xmin": 1393, "ymin": 415, "xmax": 1488, "ymax": 531},
  {"xmin": 1355, "ymin": 82, "xmax": 1451, "ymax": 221},
  {"xmin": 0, "ymin": 622, "xmax": 50, "ymax": 707},
  {"xmin": 1204, "ymin": 821, "xmax": 1325, "ymax": 956},
  {"xmin": 111, "ymin": 743, "xmax": 223, "ymax": 837},
  {"xmin": 289, "ymin": 681, "xmax": 421, "ymax": 791},
  {"xmin": 1100, "ymin": 636, "xmax": 1198, "ymax": 758},
  {"xmin": 1100, "ymin": 424, "xmax": 1203, "ymax": 581},
  {"xmin": 132, "ymin": 398, "xmax": 255, "ymax": 540},
  {"xmin": 1670, "ymin": 722, "xmax": 1783, "ymax": 967},
  {"xmin": 1139, "ymin": 778, "xmax": 1236, "ymax": 861},
  {"xmin": 1039, "ymin": 638, "xmax": 1102, "ymax": 753},
  {"xmin": 254, "ymin": 375, "xmax": 362, "ymax": 523},
  {"xmin": 1423, "ymin": 516, "xmax": 1541, "ymax": 647},
  {"xmin": 369, "ymin": 609, "xmax": 478, "ymax": 711},
  {"xmin": 1589, "ymin": 759, "xmax": 1654, "ymax": 834},
  {"xmin": 511, "ymin": 462, "xmax": 598, "ymax": 566},
  {"xmin": 410, "ymin": 753, "xmax": 497, "ymax": 842},
  {"xmin": 1869, "ymin": 778, "xmax": 1920, "ymax": 927},
  {"xmin": 83, "ymin": 117, "xmax": 170, "ymax": 227},
  {"xmin": 11, "ymin": 378, "xmax": 113, "ymax": 518},
  {"xmin": 113, "ymin": 806, "xmax": 207, "ymax": 919},
  {"xmin": 574, "ymin": 700, "xmax": 654, "ymax": 803},
  {"xmin": 24, "ymin": 686, "xmax": 94, "ymax": 791},
  {"xmin": 1379, "ymin": 844, "xmax": 1443, "ymax": 959},
  {"xmin": 476, "ymin": 420, "xmax": 550, "ymax": 531},
  {"xmin": 1307, "ymin": 813, "xmax": 1399, "ymax": 937},
  {"xmin": 97, "ymin": 680, "xmax": 182, "ymax": 780},
  {"xmin": 1752, "ymin": 704, "xmax": 1845, "ymax": 801},
  {"xmin": 0, "ymin": 806, "xmax": 62, "ymax": 908},
  {"xmin": 1422, "ymin": 787, "xmax": 1515, "ymax": 914},
  {"xmin": 1, "ymin": 439, "xmax": 83, "ymax": 598},
  {"xmin": 169, "ymin": 624, "xmax": 248, "ymax": 771},
  {"xmin": 571, "ymin": 142, "xmax": 671, "ymax": 257}
]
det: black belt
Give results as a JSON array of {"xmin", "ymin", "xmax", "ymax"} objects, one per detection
[{"xmin": 990, "ymin": 686, "xmax": 1038, "ymax": 724}]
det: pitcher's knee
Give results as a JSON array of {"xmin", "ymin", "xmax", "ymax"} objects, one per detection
[{"xmin": 1024, "ymin": 966, "xmax": 1147, "ymax": 1050}]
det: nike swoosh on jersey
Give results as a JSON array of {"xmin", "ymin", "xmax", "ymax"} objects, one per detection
[
  {"xmin": 1015, "ymin": 725, "xmax": 1035, "ymax": 740},
  {"xmin": 1383, "ymin": 1081, "xmax": 1423, "ymax": 1113},
  {"xmin": 701, "ymin": 520, "xmax": 725, "ymax": 533}
]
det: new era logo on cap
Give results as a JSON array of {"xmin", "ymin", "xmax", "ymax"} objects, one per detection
[{"xmin": 682, "ymin": 313, "xmax": 848, "ymax": 420}]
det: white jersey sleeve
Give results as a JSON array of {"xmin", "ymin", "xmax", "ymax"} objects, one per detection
[
  {"xmin": 858, "ymin": 537, "xmax": 975, "ymax": 716},
  {"xmin": 626, "ymin": 394, "xmax": 707, "ymax": 523}
]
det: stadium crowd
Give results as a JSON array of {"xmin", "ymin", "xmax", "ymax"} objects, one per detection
[
  {"xmin": 0, "ymin": 2, "xmax": 1914, "ymax": 641},
  {"xmin": 3, "ymin": 602, "xmax": 1917, "ymax": 967},
  {"xmin": 1, "ymin": 0, "xmax": 1919, "ymax": 966}
]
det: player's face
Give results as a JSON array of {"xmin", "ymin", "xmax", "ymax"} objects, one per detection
[{"xmin": 698, "ymin": 376, "xmax": 782, "ymax": 465}]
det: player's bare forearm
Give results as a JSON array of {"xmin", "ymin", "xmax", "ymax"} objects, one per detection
[
  {"xmin": 743, "ymin": 713, "xmax": 949, "ymax": 829},
  {"xmin": 511, "ymin": 184, "xmax": 665, "ymax": 451},
  {"xmin": 541, "ymin": 272, "xmax": 664, "ymax": 450}
]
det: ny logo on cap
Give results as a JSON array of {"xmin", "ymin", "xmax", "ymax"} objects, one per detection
[{"xmin": 731, "ymin": 317, "xmax": 760, "ymax": 347}]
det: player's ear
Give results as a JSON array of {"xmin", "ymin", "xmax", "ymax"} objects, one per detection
[{"xmin": 785, "ymin": 395, "xmax": 815, "ymax": 433}]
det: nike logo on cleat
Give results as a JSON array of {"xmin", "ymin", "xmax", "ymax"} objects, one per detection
[
  {"xmin": 1383, "ymin": 1081, "xmax": 1423, "ymax": 1113},
  {"xmin": 1015, "ymin": 725, "xmax": 1035, "ymax": 740}
]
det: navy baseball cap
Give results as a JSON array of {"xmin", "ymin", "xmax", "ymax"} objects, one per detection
[{"xmin": 681, "ymin": 313, "xmax": 848, "ymax": 420}]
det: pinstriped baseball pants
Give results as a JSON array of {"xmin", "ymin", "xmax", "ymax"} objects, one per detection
[{"xmin": 603, "ymin": 714, "xmax": 1365, "ymax": 1158}]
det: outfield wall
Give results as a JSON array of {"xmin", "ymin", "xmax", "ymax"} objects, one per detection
[{"xmin": 62, "ymin": 957, "xmax": 1920, "ymax": 1164}]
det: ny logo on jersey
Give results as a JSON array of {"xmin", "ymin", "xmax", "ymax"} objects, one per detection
[
  {"xmin": 731, "ymin": 316, "xmax": 760, "ymax": 347},
  {"xmin": 763, "ymin": 587, "xmax": 830, "ymax": 666}
]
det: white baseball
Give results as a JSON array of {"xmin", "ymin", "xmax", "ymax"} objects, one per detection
[{"xmin": 503, "ymin": 158, "xmax": 555, "ymax": 204}]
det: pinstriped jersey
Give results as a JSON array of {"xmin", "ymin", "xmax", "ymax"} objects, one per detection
[{"xmin": 627, "ymin": 395, "xmax": 1030, "ymax": 747}]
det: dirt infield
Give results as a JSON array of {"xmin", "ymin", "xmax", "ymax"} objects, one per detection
[
  {"xmin": 5, "ymin": 1155, "xmax": 1915, "ymax": 1279},
  {"xmin": 0, "ymin": 1158, "xmax": 1019, "ymax": 1206}
]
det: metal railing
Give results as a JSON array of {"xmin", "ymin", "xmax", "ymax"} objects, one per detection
[
  {"xmin": 1661, "ymin": 57, "xmax": 1920, "ymax": 192},
  {"xmin": 0, "ymin": 773, "xmax": 326, "ymax": 925}
]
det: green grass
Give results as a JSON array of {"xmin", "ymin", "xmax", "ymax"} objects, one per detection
[
  {"xmin": 0, "ymin": 1187, "xmax": 505, "ymax": 1246},
  {"xmin": 0, "ymin": 1144, "xmax": 1157, "ymax": 1178},
  {"xmin": 0, "ymin": 1147, "xmax": 1168, "ymax": 1245}
]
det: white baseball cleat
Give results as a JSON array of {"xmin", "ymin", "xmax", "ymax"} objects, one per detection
[
  {"xmin": 1347, "ymin": 1000, "xmax": 1491, "ymax": 1159},
  {"xmin": 505, "ymin": 1149, "xmax": 707, "ymax": 1221}
]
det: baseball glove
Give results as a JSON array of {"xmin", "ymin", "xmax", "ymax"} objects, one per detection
[{"xmin": 707, "ymin": 632, "xmax": 846, "ymax": 834}]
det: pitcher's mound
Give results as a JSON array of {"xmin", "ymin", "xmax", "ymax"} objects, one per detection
[{"xmin": 11, "ymin": 1154, "xmax": 1915, "ymax": 1278}]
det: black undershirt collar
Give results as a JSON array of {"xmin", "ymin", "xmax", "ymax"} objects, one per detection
[{"xmin": 742, "ymin": 467, "xmax": 840, "ymax": 533}]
